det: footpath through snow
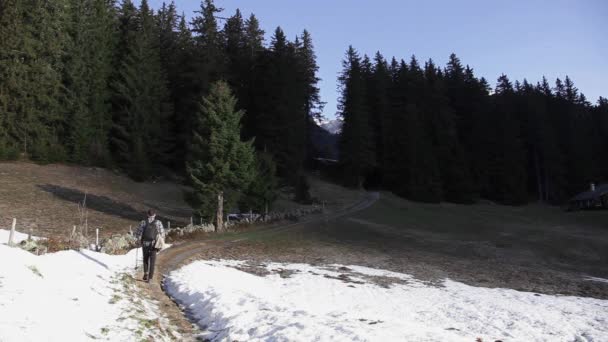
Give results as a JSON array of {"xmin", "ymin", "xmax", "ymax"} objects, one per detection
[
  {"xmin": 0, "ymin": 229, "xmax": 178, "ymax": 341},
  {"xmin": 166, "ymin": 260, "xmax": 608, "ymax": 342}
]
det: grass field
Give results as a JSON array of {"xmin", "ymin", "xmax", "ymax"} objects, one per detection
[
  {"xmin": 189, "ymin": 191, "xmax": 608, "ymax": 299},
  {"xmin": 3, "ymin": 161, "xmax": 606, "ymax": 299},
  {"xmin": 0, "ymin": 162, "xmax": 360, "ymax": 240},
  {"xmin": 0, "ymin": 162, "xmax": 194, "ymax": 238}
]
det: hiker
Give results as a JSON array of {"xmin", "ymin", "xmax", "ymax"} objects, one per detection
[{"xmin": 136, "ymin": 209, "xmax": 165, "ymax": 283}]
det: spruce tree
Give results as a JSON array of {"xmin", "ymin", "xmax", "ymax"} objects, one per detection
[
  {"xmin": 338, "ymin": 46, "xmax": 375, "ymax": 187},
  {"xmin": 240, "ymin": 152, "xmax": 278, "ymax": 215},
  {"xmin": 255, "ymin": 27, "xmax": 307, "ymax": 181},
  {"xmin": 298, "ymin": 30, "xmax": 324, "ymax": 165},
  {"xmin": 186, "ymin": 81, "xmax": 256, "ymax": 230},
  {"xmin": 240, "ymin": 14, "xmax": 265, "ymax": 141},
  {"xmin": 424, "ymin": 59, "xmax": 474, "ymax": 203},
  {"xmin": 402, "ymin": 56, "xmax": 441, "ymax": 202},
  {"xmin": 368, "ymin": 52, "xmax": 391, "ymax": 185},
  {"xmin": 191, "ymin": 0, "xmax": 225, "ymax": 95},
  {"xmin": 111, "ymin": 0, "xmax": 173, "ymax": 179},
  {"xmin": 490, "ymin": 75, "xmax": 528, "ymax": 204},
  {"xmin": 63, "ymin": 0, "xmax": 115, "ymax": 164},
  {"xmin": 0, "ymin": 0, "xmax": 69, "ymax": 162}
]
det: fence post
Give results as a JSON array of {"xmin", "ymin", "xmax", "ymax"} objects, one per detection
[
  {"xmin": 168, "ymin": 221, "xmax": 171, "ymax": 230},
  {"xmin": 8, "ymin": 218, "xmax": 16, "ymax": 246}
]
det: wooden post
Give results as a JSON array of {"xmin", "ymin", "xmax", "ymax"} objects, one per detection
[
  {"xmin": 249, "ymin": 209, "xmax": 253, "ymax": 223},
  {"xmin": 168, "ymin": 221, "xmax": 171, "ymax": 231},
  {"xmin": 190, "ymin": 216, "xmax": 193, "ymax": 226},
  {"xmin": 8, "ymin": 218, "xmax": 16, "ymax": 246},
  {"xmin": 28, "ymin": 227, "xmax": 33, "ymax": 241},
  {"xmin": 216, "ymin": 191, "xmax": 224, "ymax": 231},
  {"xmin": 96, "ymin": 228, "xmax": 99, "ymax": 251},
  {"xmin": 129, "ymin": 225, "xmax": 132, "ymax": 235}
]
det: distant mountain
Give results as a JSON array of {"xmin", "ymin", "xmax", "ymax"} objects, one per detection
[
  {"xmin": 310, "ymin": 120, "xmax": 339, "ymax": 160},
  {"xmin": 320, "ymin": 119, "xmax": 342, "ymax": 135}
]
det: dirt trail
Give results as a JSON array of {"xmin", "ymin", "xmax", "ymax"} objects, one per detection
[{"xmin": 138, "ymin": 192, "xmax": 380, "ymax": 341}]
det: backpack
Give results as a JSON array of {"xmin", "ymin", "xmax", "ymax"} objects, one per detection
[{"xmin": 141, "ymin": 220, "xmax": 158, "ymax": 242}]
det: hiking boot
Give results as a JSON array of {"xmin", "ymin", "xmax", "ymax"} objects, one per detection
[{"xmin": 143, "ymin": 273, "xmax": 148, "ymax": 281}]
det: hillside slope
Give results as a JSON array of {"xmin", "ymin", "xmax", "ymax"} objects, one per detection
[{"xmin": 0, "ymin": 162, "xmax": 192, "ymax": 238}]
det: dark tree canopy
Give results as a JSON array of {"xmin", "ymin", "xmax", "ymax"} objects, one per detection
[
  {"xmin": 0, "ymin": 0, "xmax": 604, "ymax": 210},
  {"xmin": 0, "ymin": 0, "xmax": 323, "ymax": 219},
  {"xmin": 338, "ymin": 47, "xmax": 606, "ymax": 205}
]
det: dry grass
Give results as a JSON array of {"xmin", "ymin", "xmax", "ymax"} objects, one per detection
[
  {"xmin": 0, "ymin": 162, "xmax": 350, "ymax": 244},
  {"xmin": 0, "ymin": 161, "xmax": 191, "ymax": 240}
]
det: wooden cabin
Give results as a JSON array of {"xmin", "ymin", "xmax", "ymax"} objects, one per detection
[{"xmin": 569, "ymin": 183, "xmax": 608, "ymax": 210}]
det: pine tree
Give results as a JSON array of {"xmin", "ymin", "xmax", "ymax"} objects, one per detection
[
  {"xmin": 402, "ymin": 56, "xmax": 441, "ymax": 202},
  {"xmin": 367, "ymin": 52, "xmax": 391, "ymax": 186},
  {"xmin": 382, "ymin": 58, "xmax": 407, "ymax": 190},
  {"xmin": 186, "ymin": 81, "xmax": 256, "ymax": 230},
  {"xmin": 0, "ymin": 0, "xmax": 69, "ymax": 162},
  {"xmin": 0, "ymin": 0, "xmax": 27, "ymax": 158},
  {"xmin": 255, "ymin": 27, "xmax": 307, "ymax": 181},
  {"xmin": 424, "ymin": 59, "xmax": 474, "ymax": 203},
  {"xmin": 490, "ymin": 75, "xmax": 528, "ymax": 204},
  {"xmin": 298, "ymin": 30, "xmax": 324, "ymax": 165},
  {"xmin": 191, "ymin": 0, "xmax": 225, "ymax": 95},
  {"xmin": 63, "ymin": 0, "xmax": 115, "ymax": 164},
  {"xmin": 224, "ymin": 9, "xmax": 246, "ymax": 92},
  {"xmin": 168, "ymin": 13, "xmax": 198, "ymax": 170},
  {"xmin": 240, "ymin": 152, "xmax": 278, "ymax": 214},
  {"xmin": 240, "ymin": 14, "xmax": 265, "ymax": 141},
  {"xmin": 338, "ymin": 46, "xmax": 375, "ymax": 187},
  {"xmin": 111, "ymin": 0, "xmax": 173, "ymax": 179}
]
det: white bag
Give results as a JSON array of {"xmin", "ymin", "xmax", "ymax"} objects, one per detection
[{"xmin": 154, "ymin": 233, "xmax": 165, "ymax": 250}]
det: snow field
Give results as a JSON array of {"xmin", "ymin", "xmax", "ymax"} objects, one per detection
[
  {"xmin": 0, "ymin": 229, "xmax": 177, "ymax": 342},
  {"xmin": 0, "ymin": 227, "xmax": 42, "ymax": 245},
  {"xmin": 165, "ymin": 260, "xmax": 608, "ymax": 342}
]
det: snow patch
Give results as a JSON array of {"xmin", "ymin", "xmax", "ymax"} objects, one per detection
[
  {"xmin": 0, "ymin": 228, "xmax": 42, "ymax": 245},
  {"xmin": 585, "ymin": 276, "xmax": 608, "ymax": 284},
  {"xmin": 0, "ymin": 242, "xmax": 177, "ymax": 341},
  {"xmin": 166, "ymin": 260, "xmax": 608, "ymax": 342}
]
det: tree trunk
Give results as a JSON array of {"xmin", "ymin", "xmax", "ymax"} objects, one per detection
[
  {"xmin": 216, "ymin": 191, "xmax": 224, "ymax": 232},
  {"xmin": 534, "ymin": 148, "xmax": 543, "ymax": 202}
]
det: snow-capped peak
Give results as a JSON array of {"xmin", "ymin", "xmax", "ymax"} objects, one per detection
[{"xmin": 320, "ymin": 119, "xmax": 342, "ymax": 135}]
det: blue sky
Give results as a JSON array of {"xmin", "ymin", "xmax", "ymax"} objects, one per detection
[{"xmin": 149, "ymin": 0, "xmax": 607, "ymax": 119}]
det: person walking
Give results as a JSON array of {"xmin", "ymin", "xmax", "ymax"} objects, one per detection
[{"xmin": 136, "ymin": 209, "xmax": 165, "ymax": 283}]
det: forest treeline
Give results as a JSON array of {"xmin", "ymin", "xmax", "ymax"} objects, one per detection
[
  {"xmin": 2, "ymin": 0, "xmax": 606, "ymax": 208},
  {"xmin": 0, "ymin": 0, "xmax": 323, "ymax": 188},
  {"xmin": 338, "ymin": 47, "xmax": 607, "ymax": 204}
]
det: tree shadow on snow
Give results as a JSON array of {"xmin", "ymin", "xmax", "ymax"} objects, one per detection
[{"xmin": 77, "ymin": 250, "xmax": 109, "ymax": 270}]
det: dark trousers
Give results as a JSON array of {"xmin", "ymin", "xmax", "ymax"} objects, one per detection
[{"xmin": 142, "ymin": 244, "xmax": 157, "ymax": 280}]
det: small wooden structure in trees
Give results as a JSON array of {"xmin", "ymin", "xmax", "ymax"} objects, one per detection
[{"xmin": 569, "ymin": 183, "xmax": 608, "ymax": 210}]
